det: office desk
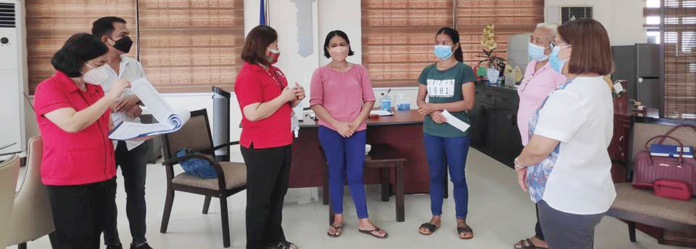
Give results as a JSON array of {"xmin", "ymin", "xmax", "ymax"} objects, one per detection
[{"xmin": 289, "ymin": 110, "xmax": 430, "ymax": 194}]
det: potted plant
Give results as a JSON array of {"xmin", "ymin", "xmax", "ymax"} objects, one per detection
[{"xmin": 478, "ymin": 23, "xmax": 506, "ymax": 85}]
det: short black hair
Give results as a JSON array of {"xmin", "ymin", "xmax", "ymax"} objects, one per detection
[
  {"xmin": 92, "ymin": 16, "xmax": 127, "ymax": 40},
  {"xmin": 51, "ymin": 33, "xmax": 109, "ymax": 77},
  {"xmin": 241, "ymin": 25, "xmax": 278, "ymax": 65},
  {"xmin": 323, "ymin": 30, "xmax": 355, "ymax": 58}
]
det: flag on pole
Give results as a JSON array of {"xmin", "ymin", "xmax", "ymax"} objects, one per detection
[{"xmin": 260, "ymin": 0, "xmax": 266, "ymax": 25}]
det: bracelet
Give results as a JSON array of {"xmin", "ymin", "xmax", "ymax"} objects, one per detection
[{"xmin": 514, "ymin": 157, "xmax": 524, "ymax": 170}]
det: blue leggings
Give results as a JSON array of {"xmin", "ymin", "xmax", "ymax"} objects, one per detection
[
  {"xmin": 423, "ymin": 134, "xmax": 470, "ymax": 218},
  {"xmin": 319, "ymin": 126, "xmax": 369, "ymax": 219}
]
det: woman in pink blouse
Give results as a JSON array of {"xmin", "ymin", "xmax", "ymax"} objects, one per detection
[
  {"xmin": 310, "ymin": 30, "xmax": 387, "ymax": 239},
  {"xmin": 513, "ymin": 23, "xmax": 567, "ymax": 249}
]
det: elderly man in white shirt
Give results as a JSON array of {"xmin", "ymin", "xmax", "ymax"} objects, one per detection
[{"xmin": 92, "ymin": 16, "xmax": 154, "ymax": 249}]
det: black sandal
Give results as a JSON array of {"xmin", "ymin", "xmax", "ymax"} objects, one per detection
[
  {"xmin": 327, "ymin": 224, "xmax": 343, "ymax": 238},
  {"xmin": 457, "ymin": 225, "xmax": 474, "ymax": 240},
  {"xmin": 418, "ymin": 223, "xmax": 440, "ymax": 235},
  {"xmin": 513, "ymin": 238, "xmax": 547, "ymax": 249},
  {"xmin": 358, "ymin": 226, "xmax": 388, "ymax": 239}
]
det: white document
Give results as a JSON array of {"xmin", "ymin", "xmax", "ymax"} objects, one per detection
[
  {"xmin": 370, "ymin": 110, "xmax": 393, "ymax": 116},
  {"xmin": 442, "ymin": 110, "xmax": 471, "ymax": 133},
  {"xmin": 108, "ymin": 78, "xmax": 191, "ymax": 141}
]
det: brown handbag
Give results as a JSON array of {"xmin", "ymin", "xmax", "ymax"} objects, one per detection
[{"xmin": 632, "ymin": 134, "xmax": 696, "ymax": 193}]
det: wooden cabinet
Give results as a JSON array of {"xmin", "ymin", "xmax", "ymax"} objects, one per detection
[{"xmin": 470, "ymin": 83, "xmax": 523, "ymax": 167}]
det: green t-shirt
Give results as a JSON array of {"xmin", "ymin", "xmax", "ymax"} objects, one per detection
[{"xmin": 418, "ymin": 62, "xmax": 476, "ymax": 138}]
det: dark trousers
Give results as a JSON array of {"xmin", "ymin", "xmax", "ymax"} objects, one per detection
[
  {"xmin": 535, "ymin": 205, "xmax": 545, "ymax": 240},
  {"xmin": 538, "ymin": 200, "xmax": 605, "ymax": 249},
  {"xmin": 104, "ymin": 141, "xmax": 150, "ymax": 246},
  {"xmin": 47, "ymin": 178, "xmax": 116, "ymax": 249},
  {"xmin": 241, "ymin": 144, "xmax": 292, "ymax": 249}
]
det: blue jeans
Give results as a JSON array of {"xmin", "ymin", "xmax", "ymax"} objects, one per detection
[
  {"xmin": 318, "ymin": 126, "xmax": 369, "ymax": 219},
  {"xmin": 423, "ymin": 134, "xmax": 470, "ymax": 218},
  {"xmin": 104, "ymin": 141, "xmax": 149, "ymax": 246}
]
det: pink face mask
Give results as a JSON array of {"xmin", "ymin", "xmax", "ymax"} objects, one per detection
[{"xmin": 329, "ymin": 46, "xmax": 349, "ymax": 62}]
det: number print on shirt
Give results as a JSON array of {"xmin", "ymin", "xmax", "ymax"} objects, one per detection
[{"xmin": 426, "ymin": 79, "xmax": 455, "ymax": 98}]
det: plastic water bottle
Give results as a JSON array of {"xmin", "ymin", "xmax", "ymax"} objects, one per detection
[{"xmin": 381, "ymin": 93, "xmax": 391, "ymax": 112}]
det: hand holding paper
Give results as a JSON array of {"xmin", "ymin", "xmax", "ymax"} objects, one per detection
[
  {"xmin": 108, "ymin": 78, "xmax": 190, "ymax": 141},
  {"xmin": 442, "ymin": 110, "xmax": 470, "ymax": 133}
]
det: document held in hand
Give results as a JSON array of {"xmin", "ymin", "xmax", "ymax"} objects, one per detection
[
  {"xmin": 108, "ymin": 78, "xmax": 191, "ymax": 140},
  {"xmin": 442, "ymin": 110, "xmax": 470, "ymax": 133}
]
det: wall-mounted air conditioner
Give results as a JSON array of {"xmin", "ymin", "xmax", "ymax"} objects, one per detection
[
  {"xmin": 546, "ymin": 5, "xmax": 594, "ymax": 25},
  {"xmin": 0, "ymin": 0, "xmax": 26, "ymax": 156}
]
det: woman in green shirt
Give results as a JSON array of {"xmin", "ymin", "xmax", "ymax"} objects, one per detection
[{"xmin": 416, "ymin": 27, "xmax": 476, "ymax": 240}]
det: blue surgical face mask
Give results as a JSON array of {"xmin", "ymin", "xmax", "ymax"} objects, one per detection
[
  {"xmin": 528, "ymin": 42, "xmax": 549, "ymax": 61},
  {"xmin": 549, "ymin": 45, "xmax": 571, "ymax": 73},
  {"xmin": 434, "ymin": 45, "xmax": 453, "ymax": 60}
]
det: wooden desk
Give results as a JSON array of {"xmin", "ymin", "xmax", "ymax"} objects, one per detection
[{"xmin": 289, "ymin": 110, "xmax": 430, "ymax": 194}]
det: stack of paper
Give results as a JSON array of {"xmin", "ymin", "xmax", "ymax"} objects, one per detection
[
  {"xmin": 370, "ymin": 110, "xmax": 393, "ymax": 116},
  {"xmin": 108, "ymin": 78, "xmax": 191, "ymax": 141}
]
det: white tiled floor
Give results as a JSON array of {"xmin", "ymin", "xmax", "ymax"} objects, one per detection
[{"xmin": 9, "ymin": 149, "xmax": 682, "ymax": 249}]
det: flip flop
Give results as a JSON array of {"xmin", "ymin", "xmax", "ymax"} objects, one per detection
[
  {"xmin": 513, "ymin": 238, "xmax": 548, "ymax": 249},
  {"xmin": 418, "ymin": 222, "xmax": 440, "ymax": 235},
  {"xmin": 457, "ymin": 225, "xmax": 474, "ymax": 240},
  {"xmin": 358, "ymin": 226, "xmax": 388, "ymax": 239},
  {"xmin": 327, "ymin": 224, "xmax": 343, "ymax": 238}
]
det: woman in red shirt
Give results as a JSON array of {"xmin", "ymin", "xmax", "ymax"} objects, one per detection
[
  {"xmin": 234, "ymin": 25, "xmax": 305, "ymax": 249},
  {"xmin": 33, "ymin": 33, "xmax": 130, "ymax": 249}
]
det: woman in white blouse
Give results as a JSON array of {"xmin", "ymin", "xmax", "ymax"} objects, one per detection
[{"xmin": 513, "ymin": 18, "xmax": 616, "ymax": 249}]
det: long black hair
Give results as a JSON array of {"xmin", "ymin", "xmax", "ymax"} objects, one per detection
[{"xmin": 436, "ymin": 27, "xmax": 463, "ymax": 63}]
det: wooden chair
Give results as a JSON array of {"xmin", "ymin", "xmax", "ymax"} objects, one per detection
[
  {"xmin": 607, "ymin": 116, "xmax": 696, "ymax": 243},
  {"xmin": 322, "ymin": 144, "xmax": 406, "ymax": 223},
  {"xmin": 160, "ymin": 109, "xmax": 246, "ymax": 248}
]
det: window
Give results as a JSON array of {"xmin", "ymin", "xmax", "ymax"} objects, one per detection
[
  {"xmin": 662, "ymin": 0, "xmax": 696, "ymax": 118},
  {"xmin": 361, "ymin": 0, "xmax": 544, "ymax": 88},
  {"xmin": 25, "ymin": 0, "xmax": 137, "ymax": 94},
  {"xmin": 24, "ymin": 0, "xmax": 244, "ymax": 94},
  {"xmin": 137, "ymin": 0, "xmax": 244, "ymax": 93}
]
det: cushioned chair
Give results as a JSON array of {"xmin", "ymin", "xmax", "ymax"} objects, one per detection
[
  {"xmin": 7, "ymin": 137, "xmax": 54, "ymax": 249},
  {"xmin": 160, "ymin": 109, "xmax": 246, "ymax": 248},
  {"xmin": 0, "ymin": 154, "xmax": 21, "ymax": 248},
  {"xmin": 607, "ymin": 117, "xmax": 696, "ymax": 242}
]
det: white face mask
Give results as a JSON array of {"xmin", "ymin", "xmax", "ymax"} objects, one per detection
[{"xmin": 82, "ymin": 63, "xmax": 111, "ymax": 85}]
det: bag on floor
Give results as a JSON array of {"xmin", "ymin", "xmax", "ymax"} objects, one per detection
[{"xmin": 176, "ymin": 148, "xmax": 218, "ymax": 179}]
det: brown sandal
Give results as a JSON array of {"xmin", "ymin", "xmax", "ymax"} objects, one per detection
[
  {"xmin": 359, "ymin": 226, "xmax": 388, "ymax": 239},
  {"xmin": 327, "ymin": 224, "xmax": 343, "ymax": 238}
]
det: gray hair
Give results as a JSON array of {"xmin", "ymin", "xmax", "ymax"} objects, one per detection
[{"xmin": 535, "ymin": 23, "xmax": 558, "ymax": 44}]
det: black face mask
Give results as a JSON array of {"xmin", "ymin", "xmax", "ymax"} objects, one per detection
[{"xmin": 112, "ymin": 36, "xmax": 133, "ymax": 53}]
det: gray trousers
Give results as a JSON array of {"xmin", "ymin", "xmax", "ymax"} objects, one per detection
[{"xmin": 538, "ymin": 200, "xmax": 606, "ymax": 249}]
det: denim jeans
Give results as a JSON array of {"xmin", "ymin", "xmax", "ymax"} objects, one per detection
[
  {"xmin": 423, "ymin": 134, "xmax": 470, "ymax": 218},
  {"xmin": 318, "ymin": 126, "xmax": 369, "ymax": 219}
]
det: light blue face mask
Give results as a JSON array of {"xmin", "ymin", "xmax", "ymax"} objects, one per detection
[
  {"xmin": 528, "ymin": 42, "xmax": 549, "ymax": 61},
  {"xmin": 549, "ymin": 45, "xmax": 571, "ymax": 73},
  {"xmin": 434, "ymin": 45, "xmax": 453, "ymax": 60}
]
